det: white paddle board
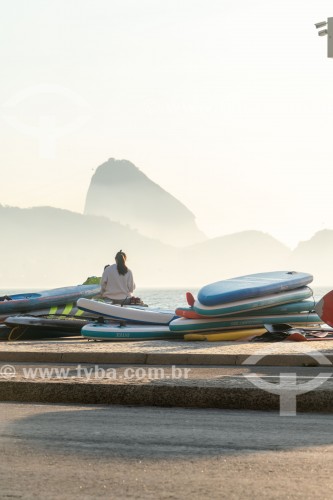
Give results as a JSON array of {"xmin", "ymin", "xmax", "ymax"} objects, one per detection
[{"xmin": 77, "ymin": 298, "xmax": 177, "ymax": 325}]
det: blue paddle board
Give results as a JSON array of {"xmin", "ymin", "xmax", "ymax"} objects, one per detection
[
  {"xmin": 193, "ymin": 287, "xmax": 313, "ymax": 317},
  {"xmin": 81, "ymin": 323, "xmax": 181, "ymax": 341},
  {"xmin": 197, "ymin": 271, "xmax": 313, "ymax": 306},
  {"xmin": 0, "ymin": 284, "xmax": 100, "ymax": 317}
]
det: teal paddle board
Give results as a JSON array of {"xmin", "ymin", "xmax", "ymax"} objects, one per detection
[
  {"xmin": 81, "ymin": 323, "xmax": 182, "ymax": 341},
  {"xmin": 177, "ymin": 298, "xmax": 316, "ymax": 319},
  {"xmin": 169, "ymin": 312, "xmax": 321, "ymax": 333},
  {"xmin": 193, "ymin": 287, "xmax": 313, "ymax": 317}
]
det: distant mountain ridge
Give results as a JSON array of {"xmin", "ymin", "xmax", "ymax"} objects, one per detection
[
  {"xmin": 291, "ymin": 230, "xmax": 333, "ymax": 285},
  {"xmin": 1, "ymin": 156, "xmax": 333, "ymax": 287},
  {"xmin": 1, "ymin": 204, "xmax": 332, "ymax": 288},
  {"xmin": 84, "ymin": 158, "xmax": 206, "ymax": 247},
  {"xmin": 0, "ymin": 205, "xmax": 174, "ymax": 287}
]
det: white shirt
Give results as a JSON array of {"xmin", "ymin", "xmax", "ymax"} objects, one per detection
[{"xmin": 100, "ymin": 264, "xmax": 135, "ymax": 300}]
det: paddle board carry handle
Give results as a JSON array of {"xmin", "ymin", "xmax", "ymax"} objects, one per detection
[{"xmin": 186, "ymin": 292, "xmax": 195, "ymax": 307}]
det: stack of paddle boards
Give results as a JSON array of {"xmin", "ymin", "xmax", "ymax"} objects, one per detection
[
  {"xmin": 169, "ymin": 271, "xmax": 321, "ymax": 341},
  {"xmin": 0, "ymin": 284, "xmax": 101, "ymax": 340},
  {"xmin": 77, "ymin": 298, "xmax": 181, "ymax": 341},
  {"xmin": 0, "ymin": 284, "xmax": 100, "ymax": 322}
]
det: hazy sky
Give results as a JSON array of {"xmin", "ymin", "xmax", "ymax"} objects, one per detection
[{"xmin": 1, "ymin": 0, "xmax": 332, "ymax": 248}]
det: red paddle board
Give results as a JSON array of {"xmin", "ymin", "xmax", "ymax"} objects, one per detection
[
  {"xmin": 315, "ymin": 290, "xmax": 333, "ymax": 327},
  {"xmin": 175, "ymin": 307, "xmax": 203, "ymax": 319}
]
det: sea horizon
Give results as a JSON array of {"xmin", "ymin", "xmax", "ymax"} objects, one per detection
[{"xmin": 1, "ymin": 285, "xmax": 331, "ymax": 310}]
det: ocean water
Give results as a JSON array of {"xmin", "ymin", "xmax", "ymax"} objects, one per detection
[
  {"xmin": 136, "ymin": 288, "xmax": 199, "ymax": 309},
  {"xmin": 0, "ymin": 287, "xmax": 198, "ymax": 310},
  {"xmin": 0, "ymin": 286, "xmax": 332, "ymax": 310}
]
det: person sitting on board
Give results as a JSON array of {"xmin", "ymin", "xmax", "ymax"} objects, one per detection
[{"xmin": 100, "ymin": 250, "xmax": 136, "ymax": 305}]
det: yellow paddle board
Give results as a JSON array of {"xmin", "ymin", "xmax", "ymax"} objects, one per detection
[{"xmin": 184, "ymin": 328, "xmax": 266, "ymax": 342}]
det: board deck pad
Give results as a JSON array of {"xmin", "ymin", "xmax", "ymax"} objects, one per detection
[{"xmin": 197, "ymin": 271, "xmax": 313, "ymax": 306}]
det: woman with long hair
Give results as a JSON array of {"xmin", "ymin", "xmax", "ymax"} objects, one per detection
[{"xmin": 100, "ymin": 250, "xmax": 136, "ymax": 304}]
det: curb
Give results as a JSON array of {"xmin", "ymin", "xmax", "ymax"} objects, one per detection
[
  {"xmin": 1, "ymin": 380, "xmax": 333, "ymax": 412},
  {"xmin": 0, "ymin": 351, "xmax": 331, "ymax": 367}
]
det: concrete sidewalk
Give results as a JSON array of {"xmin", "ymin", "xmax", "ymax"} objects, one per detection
[
  {"xmin": 1, "ymin": 336, "xmax": 333, "ymax": 365},
  {"xmin": 2, "ymin": 337, "xmax": 333, "ymax": 412}
]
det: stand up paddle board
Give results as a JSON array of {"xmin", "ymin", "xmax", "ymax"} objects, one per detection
[
  {"xmin": 191, "ymin": 287, "xmax": 313, "ymax": 317},
  {"xmin": 0, "ymin": 284, "xmax": 100, "ymax": 317},
  {"xmin": 7, "ymin": 326, "xmax": 82, "ymax": 341},
  {"xmin": 197, "ymin": 271, "xmax": 313, "ymax": 306},
  {"xmin": 81, "ymin": 323, "xmax": 182, "ymax": 341},
  {"xmin": 315, "ymin": 290, "xmax": 333, "ymax": 327},
  {"xmin": 169, "ymin": 312, "xmax": 321, "ymax": 333},
  {"xmin": 184, "ymin": 328, "xmax": 267, "ymax": 342},
  {"xmin": 77, "ymin": 298, "xmax": 177, "ymax": 325},
  {"xmin": 176, "ymin": 298, "xmax": 316, "ymax": 319},
  {"xmin": 5, "ymin": 315, "xmax": 90, "ymax": 332},
  {"xmin": 0, "ymin": 303, "xmax": 100, "ymax": 325}
]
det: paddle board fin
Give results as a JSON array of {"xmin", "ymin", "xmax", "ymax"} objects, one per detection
[{"xmin": 186, "ymin": 292, "xmax": 195, "ymax": 307}]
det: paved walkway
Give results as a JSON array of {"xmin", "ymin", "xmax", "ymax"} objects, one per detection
[
  {"xmin": 1, "ymin": 337, "xmax": 333, "ymax": 412},
  {"xmin": 1, "ymin": 336, "xmax": 333, "ymax": 365}
]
